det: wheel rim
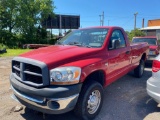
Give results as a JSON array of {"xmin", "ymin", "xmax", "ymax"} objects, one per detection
[{"xmin": 87, "ymin": 90, "xmax": 101, "ymax": 114}]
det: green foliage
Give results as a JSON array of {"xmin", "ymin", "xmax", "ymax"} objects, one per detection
[
  {"xmin": 0, "ymin": 29, "xmax": 18, "ymax": 48},
  {"xmin": 0, "ymin": 0, "xmax": 55, "ymax": 48},
  {"xmin": 15, "ymin": 0, "xmax": 55, "ymax": 39},
  {"xmin": 126, "ymin": 29, "xmax": 146, "ymax": 41},
  {"xmin": 64, "ymin": 29, "xmax": 72, "ymax": 36},
  {"xmin": 0, "ymin": 43, "xmax": 7, "ymax": 50},
  {"xmin": 0, "ymin": 0, "xmax": 18, "ymax": 32},
  {"xmin": 48, "ymin": 38, "xmax": 58, "ymax": 44}
]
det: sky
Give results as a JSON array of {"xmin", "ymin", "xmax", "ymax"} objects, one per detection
[{"xmin": 53, "ymin": 0, "xmax": 160, "ymax": 34}]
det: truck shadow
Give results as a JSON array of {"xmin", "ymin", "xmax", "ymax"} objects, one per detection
[
  {"xmin": 96, "ymin": 66, "xmax": 160, "ymax": 120},
  {"xmin": 22, "ymin": 108, "xmax": 79, "ymax": 120},
  {"xmin": 20, "ymin": 66, "xmax": 160, "ymax": 120}
]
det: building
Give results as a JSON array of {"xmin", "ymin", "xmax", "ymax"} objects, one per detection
[{"xmin": 140, "ymin": 19, "xmax": 160, "ymax": 40}]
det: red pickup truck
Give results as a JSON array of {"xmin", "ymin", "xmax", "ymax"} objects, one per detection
[
  {"xmin": 132, "ymin": 36, "xmax": 160, "ymax": 62},
  {"xmin": 10, "ymin": 26, "xmax": 149, "ymax": 120}
]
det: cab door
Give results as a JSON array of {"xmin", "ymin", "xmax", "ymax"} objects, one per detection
[{"xmin": 106, "ymin": 29, "xmax": 131, "ymax": 84}]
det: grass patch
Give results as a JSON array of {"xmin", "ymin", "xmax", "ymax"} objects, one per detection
[{"xmin": 0, "ymin": 49, "xmax": 31, "ymax": 57}]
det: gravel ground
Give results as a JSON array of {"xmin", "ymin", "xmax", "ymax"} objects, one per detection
[{"xmin": 0, "ymin": 57, "xmax": 160, "ymax": 120}]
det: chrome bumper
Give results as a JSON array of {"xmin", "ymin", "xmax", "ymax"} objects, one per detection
[
  {"xmin": 147, "ymin": 77, "xmax": 160, "ymax": 104},
  {"xmin": 11, "ymin": 85, "xmax": 79, "ymax": 114}
]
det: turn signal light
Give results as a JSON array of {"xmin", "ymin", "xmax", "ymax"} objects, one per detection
[{"xmin": 152, "ymin": 60, "xmax": 160, "ymax": 72}]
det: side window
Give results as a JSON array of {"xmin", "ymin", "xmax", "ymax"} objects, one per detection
[{"xmin": 108, "ymin": 30, "xmax": 126, "ymax": 49}]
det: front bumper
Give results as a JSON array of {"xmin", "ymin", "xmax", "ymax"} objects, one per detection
[
  {"xmin": 10, "ymin": 74, "xmax": 82, "ymax": 114},
  {"xmin": 147, "ymin": 77, "xmax": 160, "ymax": 103}
]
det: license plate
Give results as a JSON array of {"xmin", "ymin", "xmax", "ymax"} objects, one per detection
[{"xmin": 149, "ymin": 51, "xmax": 155, "ymax": 55}]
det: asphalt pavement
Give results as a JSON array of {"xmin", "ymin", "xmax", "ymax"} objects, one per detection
[
  {"xmin": 19, "ymin": 64, "xmax": 160, "ymax": 120},
  {"xmin": 1, "ymin": 57, "xmax": 159, "ymax": 120}
]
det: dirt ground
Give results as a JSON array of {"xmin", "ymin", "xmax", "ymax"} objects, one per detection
[
  {"xmin": 0, "ymin": 57, "xmax": 160, "ymax": 120},
  {"xmin": 0, "ymin": 57, "xmax": 60, "ymax": 120},
  {"xmin": 0, "ymin": 57, "xmax": 23, "ymax": 120}
]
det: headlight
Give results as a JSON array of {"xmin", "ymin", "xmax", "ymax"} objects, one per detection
[{"xmin": 50, "ymin": 67, "xmax": 81, "ymax": 85}]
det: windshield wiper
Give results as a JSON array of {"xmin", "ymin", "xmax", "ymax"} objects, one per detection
[
  {"xmin": 67, "ymin": 42, "xmax": 92, "ymax": 48},
  {"xmin": 67, "ymin": 42, "xmax": 82, "ymax": 46},
  {"xmin": 83, "ymin": 45, "xmax": 92, "ymax": 48}
]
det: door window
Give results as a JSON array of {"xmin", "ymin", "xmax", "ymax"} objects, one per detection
[{"xmin": 108, "ymin": 30, "xmax": 126, "ymax": 49}]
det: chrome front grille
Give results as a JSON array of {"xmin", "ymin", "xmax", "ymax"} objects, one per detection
[{"xmin": 12, "ymin": 57, "xmax": 49, "ymax": 87}]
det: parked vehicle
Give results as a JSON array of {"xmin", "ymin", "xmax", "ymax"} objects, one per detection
[
  {"xmin": 23, "ymin": 44, "xmax": 51, "ymax": 49},
  {"xmin": 10, "ymin": 26, "xmax": 149, "ymax": 120},
  {"xmin": 147, "ymin": 55, "xmax": 160, "ymax": 103},
  {"xmin": 132, "ymin": 36, "xmax": 160, "ymax": 62}
]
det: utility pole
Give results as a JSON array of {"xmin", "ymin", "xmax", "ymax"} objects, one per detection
[
  {"xmin": 142, "ymin": 18, "xmax": 144, "ymax": 28},
  {"xmin": 99, "ymin": 11, "xmax": 104, "ymax": 26},
  {"xmin": 51, "ymin": 17, "xmax": 52, "ymax": 40},
  {"xmin": 59, "ymin": 15, "xmax": 62, "ymax": 36},
  {"xmin": 134, "ymin": 12, "xmax": 138, "ymax": 30},
  {"xmin": 102, "ymin": 11, "xmax": 104, "ymax": 26},
  {"xmin": 99, "ymin": 15, "xmax": 102, "ymax": 26}
]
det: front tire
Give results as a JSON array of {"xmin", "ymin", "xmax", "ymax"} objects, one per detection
[
  {"xmin": 134, "ymin": 59, "xmax": 145, "ymax": 78},
  {"xmin": 74, "ymin": 81, "xmax": 104, "ymax": 120}
]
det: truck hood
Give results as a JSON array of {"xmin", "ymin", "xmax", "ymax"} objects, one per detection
[
  {"xmin": 149, "ymin": 45, "xmax": 158, "ymax": 50},
  {"xmin": 20, "ymin": 45, "xmax": 101, "ymax": 69}
]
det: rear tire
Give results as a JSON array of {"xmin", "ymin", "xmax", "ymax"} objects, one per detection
[
  {"xmin": 74, "ymin": 81, "xmax": 103, "ymax": 120},
  {"xmin": 134, "ymin": 59, "xmax": 145, "ymax": 78}
]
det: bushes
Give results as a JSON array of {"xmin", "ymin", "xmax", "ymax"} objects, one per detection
[
  {"xmin": 126, "ymin": 29, "xmax": 145, "ymax": 41},
  {"xmin": 0, "ymin": 44, "xmax": 7, "ymax": 50},
  {"xmin": 0, "ymin": 30, "xmax": 19, "ymax": 48},
  {"xmin": 0, "ymin": 29, "xmax": 58, "ymax": 49},
  {"xmin": 0, "ymin": 44, "xmax": 7, "ymax": 54}
]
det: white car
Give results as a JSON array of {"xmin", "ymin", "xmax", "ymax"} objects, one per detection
[{"xmin": 147, "ymin": 55, "xmax": 160, "ymax": 103}]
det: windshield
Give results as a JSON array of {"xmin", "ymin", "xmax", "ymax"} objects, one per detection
[
  {"xmin": 132, "ymin": 38, "xmax": 157, "ymax": 45},
  {"xmin": 56, "ymin": 28, "xmax": 108, "ymax": 48}
]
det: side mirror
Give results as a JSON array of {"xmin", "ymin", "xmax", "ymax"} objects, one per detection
[{"xmin": 109, "ymin": 39, "xmax": 121, "ymax": 50}]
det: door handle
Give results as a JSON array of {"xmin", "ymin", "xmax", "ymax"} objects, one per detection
[{"xmin": 126, "ymin": 51, "xmax": 130, "ymax": 54}]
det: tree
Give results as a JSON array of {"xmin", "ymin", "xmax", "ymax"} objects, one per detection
[
  {"xmin": 0, "ymin": 0, "xmax": 55, "ymax": 41},
  {"xmin": 0, "ymin": 0, "xmax": 19, "ymax": 32},
  {"xmin": 16, "ymin": 0, "xmax": 55, "ymax": 40},
  {"xmin": 126, "ymin": 29, "xmax": 146, "ymax": 41},
  {"xmin": 64, "ymin": 29, "xmax": 72, "ymax": 36}
]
